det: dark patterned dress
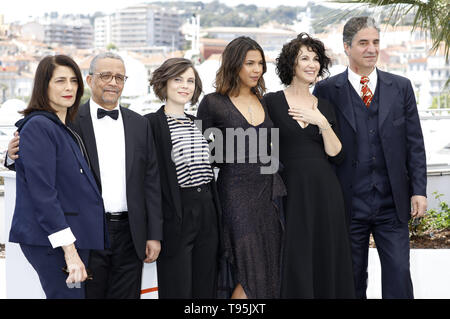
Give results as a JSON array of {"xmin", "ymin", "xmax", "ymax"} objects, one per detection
[{"xmin": 197, "ymin": 92, "xmax": 286, "ymax": 299}]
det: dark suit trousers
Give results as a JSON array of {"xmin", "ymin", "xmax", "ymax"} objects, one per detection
[
  {"xmin": 350, "ymin": 191, "xmax": 413, "ymax": 299},
  {"xmin": 157, "ymin": 183, "xmax": 219, "ymax": 299},
  {"xmin": 20, "ymin": 244, "xmax": 90, "ymax": 299},
  {"xmin": 85, "ymin": 216, "xmax": 143, "ymax": 299}
]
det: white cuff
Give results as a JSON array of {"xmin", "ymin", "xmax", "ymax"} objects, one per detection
[
  {"xmin": 48, "ymin": 227, "xmax": 76, "ymax": 248},
  {"xmin": 6, "ymin": 154, "xmax": 15, "ymax": 166}
]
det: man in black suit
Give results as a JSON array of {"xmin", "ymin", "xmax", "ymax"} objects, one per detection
[
  {"xmin": 6, "ymin": 52, "xmax": 163, "ymax": 298},
  {"xmin": 73, "ymin": 52, "xmax": 162, "ymax": 298}
]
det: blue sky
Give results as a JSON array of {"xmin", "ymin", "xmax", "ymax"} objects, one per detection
[{"xmin": 2, "ymin": 0, "xmax": 347, "ymax": 23}]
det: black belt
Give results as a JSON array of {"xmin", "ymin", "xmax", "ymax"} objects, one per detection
[
  {"xmin": 180, "ymin": 182, "xmax": 211, "ymax": 194},
  {"xmin": 105, "ymin": 211, "xmax": 128, "ymax": 221}
]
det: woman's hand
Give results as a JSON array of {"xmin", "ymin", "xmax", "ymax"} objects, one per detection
[
  {"xmin": 288, "ymin": 103, "xmax": 341, "ymax": 157},
  {"xmin": 288, "ymin": 106, "xmax": 328, "ymax": 129},
  {"xmin": 7, "ymin": 131, "xmax": 20, "ymax": 160},
  {"xmin": 62, "ymin": 244, "xmax": 88, "ymax": 285}
]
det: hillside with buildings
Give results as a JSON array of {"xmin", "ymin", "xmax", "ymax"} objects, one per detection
[{"xmin": 0, "ymin": 1, "xmax": 448, "ymax": 110}]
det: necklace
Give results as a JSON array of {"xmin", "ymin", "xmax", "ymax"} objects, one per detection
[
  {"xmin": 164, "ymin": 105, "xmax": 190, "ymax": 125},
  {"xmin": 247, "ymin": 105, "xmax": 254, "ymax": 125},
  {"xmin": 165, "ymin": 111, "xmax": 189, "ymax": 125}
]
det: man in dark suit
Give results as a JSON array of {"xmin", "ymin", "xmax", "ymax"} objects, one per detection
[
  {"xmin": 73, "ymin": 52, "xmax": 162, "ymax": 298},
  {"xmin": 6, "ymin": 52, "xmax": 162, "ymax": 298},
  {"xmin": 313, "ymin": 16, "xmax": 427, "ymax": 299}
]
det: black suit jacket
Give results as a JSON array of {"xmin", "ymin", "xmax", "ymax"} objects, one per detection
[
  {"xmin": 145, "ymin": 106, "xmax": 223, "ymax": 257},
  {"xmin": 71, "ymin": 101, "xmax": 163, "ymax": 260}
]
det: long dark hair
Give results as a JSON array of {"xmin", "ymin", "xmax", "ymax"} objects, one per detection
[
  {"xmin": 215, "ymin": 36, "xmax": 266, "ymax": 98},
  {"xmin": 22, "ymin": 55, "xmax": 84, "ymax": 122}
]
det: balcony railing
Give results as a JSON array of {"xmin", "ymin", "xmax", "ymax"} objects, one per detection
[{"xmin": 419, "ymin": 109, "xmax": 450, "ymax": 120}]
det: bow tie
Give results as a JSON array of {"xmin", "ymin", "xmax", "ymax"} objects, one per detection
[{"xmin": 97, "ymin": 108, "xmax": 119, "ymax": 120}]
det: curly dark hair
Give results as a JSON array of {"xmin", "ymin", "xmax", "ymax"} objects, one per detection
[{"xmin": 276, "ymin": 32, "xmax": 331, "ymax": 86}]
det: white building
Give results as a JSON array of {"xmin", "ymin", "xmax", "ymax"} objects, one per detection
[
  {"xmin": 20, "ymin": 22, "xmax": 45, "ymax": 42},
  {"xmin": 202, "ymin": 26, "xmax": 297, "ymax": 54},
  {"xmin": 20, "ymin": 17, "xmax": 93, "ymax": 49},
  {"xmin": 407, "ymin": 57, "xmax": 432, "ymax": 110},
  {"xmin": 428, "ymin": 54, "xmax": 450, "ymax": 101},
  {"xmin": 94, "ymin": 15, "xmax": 112, "ymax": 49},
  {"xmin": 98, "ymin": 4, "xmax": 185, "ymax": 51}
]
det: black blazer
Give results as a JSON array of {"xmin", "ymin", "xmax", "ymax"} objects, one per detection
[
  {"xmin": 70, "ymin": 101, "xmax": 163, "ymax": 260},
  {"xmin": 145, "ymin": 106, "xmax": 223, "ymax": 257}
]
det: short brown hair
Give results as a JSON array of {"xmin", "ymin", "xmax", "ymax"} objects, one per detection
[
  {"xmin": 150, "ymin": 58, "xmax": 202, "ymax": 105},
  {"xmin": 215, "ymin": 36, "xmax": 266, "ymax": 98},
  {"xmin": 22, "ymin": 55, "xmax": 84, "ymax": 122}
]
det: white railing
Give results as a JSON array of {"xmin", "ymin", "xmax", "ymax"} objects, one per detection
[{"xmin": 419, "ymin": 108, "xmax": 450, "ymax": 120}]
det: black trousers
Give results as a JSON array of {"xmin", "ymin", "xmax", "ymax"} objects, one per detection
[
  {"xmin": 85, "ymin": 215, "xmax": 143, "ymax": 299},
  {"xmin": 157, "ymin": 183, "xmax": 219, "ymax": 299}
]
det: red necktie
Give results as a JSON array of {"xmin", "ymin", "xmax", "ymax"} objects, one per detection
[{"xmin": 360, "ymin": 76, "xmax": 373, "ymax": 108}]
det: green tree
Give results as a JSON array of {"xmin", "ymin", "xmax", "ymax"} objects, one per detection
[
  {"xmin": 81, "ymin": 87, "xmax": 91, "ymax": 105},
  {"xmin": 430, "ymin": 93, "xmax": 450, "ymax": 109},
  {"xmin": 333, "ymin": 0, "xmax": 449, "ymax": 61},
  {"xmin": 106, "ymin": 43, "xmax": 118, "ymax": 51}
]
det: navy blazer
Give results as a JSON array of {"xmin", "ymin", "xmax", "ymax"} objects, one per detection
[
  {"xmin": 313, "ymin": 69, "xmax": 427, "ymax": 223},
  {"xmin": 9, "ymin": 111, "xmax": 105, "ymax": 250}
]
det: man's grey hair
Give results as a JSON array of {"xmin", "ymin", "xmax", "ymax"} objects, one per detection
[
  {"xmin": 89, "ymin": 52, "xmax": 125, "ymax": 74},
  {"xmin": 343, "ymin": 16, "xmax": 380, "ymax": 47}
]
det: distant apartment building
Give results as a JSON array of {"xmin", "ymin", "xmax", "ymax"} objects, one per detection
[
  {"xmin": 405, "ymin": 44, "xmax": 449, "ymax": 109},
  {"xmin": 0, "ymin": 14, "xmax": 11, "ymax": 39},
  {"xmin": 94, "ymin": 15, "xmax": 112, "ymax": 49},
  {"xmin": 428, "ymin": 54, "xmax": 449, "ymax": 98},
  {"xmin": 0, "ymin": 66, "xmax": 33, "ymax": 103},
  {"xmin": 95, "ymin": 4, "xmax": 185, "ymax": 51},
  {"xmin": 21, "ymin": 17, "xmax": 93, "ymax": 49},
  {"xmin": 202, "ymin": 26, "xmax": 297, "ymax": 52}
]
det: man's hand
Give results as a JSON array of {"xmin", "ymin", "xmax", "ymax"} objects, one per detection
[
  {"xmin": 411, "ymin": 195, "xmax": 427, "ymax": 218},
  {"xmin": 7, "ymin": 131, "xmax": 20, "ymax": 160},
  {"xmin": 144, "ymin": 240, "xmax": 161, "ymax": 263}
]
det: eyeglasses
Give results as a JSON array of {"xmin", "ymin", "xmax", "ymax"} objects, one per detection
[{"xmin": 90, "ymin": 72, "xmax": 128, "ymax": 84}]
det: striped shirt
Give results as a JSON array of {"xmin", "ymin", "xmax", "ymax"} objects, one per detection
[{"xmin": 166, "ymin": 113, "xmax": 214, "ymax": 188}]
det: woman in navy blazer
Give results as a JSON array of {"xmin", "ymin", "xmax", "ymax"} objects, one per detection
[{"xmin": 8, "ymin": 55, "xmax": 105, "ymax": 299}]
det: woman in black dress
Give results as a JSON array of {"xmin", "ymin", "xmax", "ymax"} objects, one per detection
[
  {"xmin": 264, "ymin": 33, "xmax": 355, "ymax": 298},
  {"xmin": 145, "ymin": 58, "xmax": 221, "ymax": 298},
  {"xmin": 197, "ymin": 37, "xmax": 286, "ymax": 299}
]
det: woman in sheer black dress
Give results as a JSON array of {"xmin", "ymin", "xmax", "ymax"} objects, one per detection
[{"xmin": 197, "ymin": 37, "xmax": 286, "ymax": 299}]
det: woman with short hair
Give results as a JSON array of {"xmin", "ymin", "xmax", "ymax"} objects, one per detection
[{"xmin": 145, "ymin": 58, "xmax": 221, "ymax": 298}]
